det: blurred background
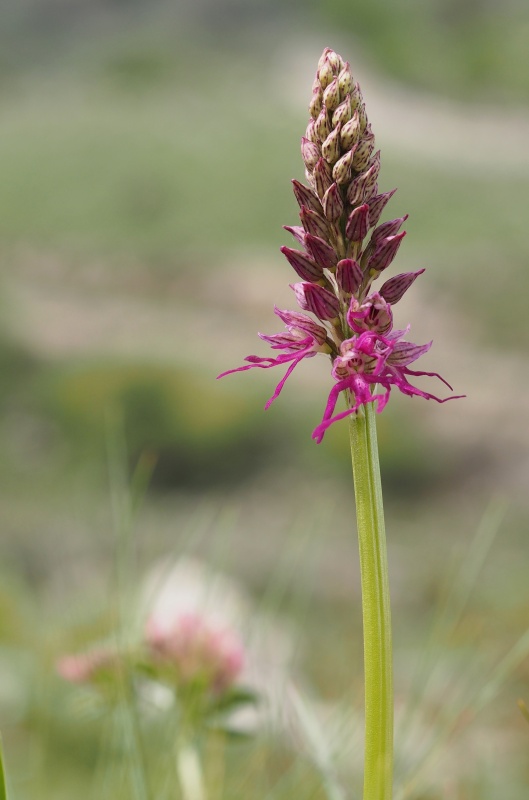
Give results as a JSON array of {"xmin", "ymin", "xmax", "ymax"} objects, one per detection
[{"xmin": 1, "ymin": 0, "xmax": 529, "ymax": 797}]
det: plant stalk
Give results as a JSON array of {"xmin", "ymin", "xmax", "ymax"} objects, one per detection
[
  {"xmin": 176, "ymin": 737, "xmax": 207, "ymax": 800},
  {"xmin": 349, "ymin": 402, "xmax": 393, "ymax": 800}
]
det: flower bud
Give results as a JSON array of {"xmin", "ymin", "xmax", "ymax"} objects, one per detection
[
  {"xmin": 332, "ymin": 95, "xmax": 352, "ymax": 127},
  {"xmin": 309, "ymin": 87, "xmax": 323, "ymax": 119},
  {"xmin": 318, "ymin": 59, "xmax": 335, "ymax": 89},
  {"xmin": 326, "ymin": 50, "xmax": 342, "ymax": 73},
  {"xmin": 350, "ymin": 83, "xmax": 362, "ymax": 111},
  {"xmin": 305, "ymin": 118, "xmax": 320, "ymax": 144},
  {"xmin": 358, "ymin": 101, "xmax": 368, "ymax": 132},
  {"xmin": 314, "ymin": 107, "xmax": 331, "ymax": 140},
  {"xmin": 332, "ymin": 147, "xmax": 356, "ymax": 184},
  {"xmin": 281, "ymin": 246, "xmax": 324, "ymax": 282},
  {"xmin": 323, "ymin": 77, "xmax": 341, "ymax": 111},
  {"xmin": 300, "ymin": 205, "xmax": 329, "ymax": 240},
  {"xmin": 348, "ymin": 292, "xmax": 393, "ymax": 334},
  {"xmin": 372, "ymin": 214, "xmax": 408, "ymax": 242},
  {"xmin": 352, "ymin": 135, "xmax": 375, "ymax": 171},
  {"xmin": 345, "ymin": 203, "xmax": 370, "ymax": 242},
  {"xmin": 363, "ymin": 151, "xmax": 381, "ymax": 192},
  {"xmin": 322, "ymin": 182, "xmax": 344, "ymax": 223},
  {"xmin": 283, "ymin": 225, "xmax": 306, "ymax": 246},
  {"xmin": 291, "ymin": 282, "xmax": 340, "ymax": 321},
  {"xmin": 366, "ymin": 189, "xmax": 397, "ymax": 227},
  {"xmin": 379, "ymin": 269, "xmax": 425, "ymax": 304},
  {"xmin": 346, "ymin": 171, "xmax": 369, "ymax": 205},
  {"xmin": 338, "ymin": 63, "xmax": 354, "ymax": 96},
  {"xmin": 291, "ymin": 179, "xmax": 323, "ymax": 214},
  {"xmin": 301, "ymin": 136, "xmax": 321, "ymax": 170},
  {"xmin": 312, "ymin": 157, "xmax": 333, "ymax": 198},
  {"xmin": 336, "ymin": 258, "xmax": 363, "ymax": 295},
  {"xmin": 317, "ymin": 48, "xmax": 333, "ymax": 71},
  {"xmin": 305, "ymin": 168, "xmax": 316, "ymax": 190},
  {"xmin": 365, "ymin": 182, "xmax": 378, "ymax": 200},
  {"xmin": 304, "ymin": 233, "xmax": 337, "ymax": 269},
  {"xmin": 340, "ymin": 111, "xmax": 361, "ymax": 151},
  {"xmin": 321, "ymin": 124, "xmax": 342, "ymax": 164},
  {"xmin": 367, "ymin": 231, "xmax": 406, "ymax": 273}
]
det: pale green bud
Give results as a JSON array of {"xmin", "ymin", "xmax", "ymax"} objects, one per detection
[
  {"xmin": 326, "ymin": 50, "xmax": 342, "ymax": 73},
  {"xmin": 305, "ymin": 118, "xmax": 320, "ymax": 144},
  {"xmin": 323, "ymin": 77, "xmax": 341, "ymax": 111},
  {"xmin": 309, "ymin": 88, "xmax": 323, "ymax": 119},
  {"xmin": 301, "ymin": 136, "xmax": 321, "ymax": 170},
  {"xmin": 321, "ymin": 124, "xmax": 342, "ymax": 165},
  {"xmin": 313, "ymin": 157, "xmax": 333, "ymax": 199},
  {"xmin": 332, "ymin": 95, "xmax": 352, "ymax": 127},
  {"xmin": 314, "ymin": 107, "xmax": 331, "ymax": 141},
  {"xmin": 317, "ymin": 48, "xmax": 333, "ymax": 70},
  {"xmin": 350, "ymin": 83, "xmax": 362, "ymax": 111},
  {"xmin": 340, "ymin": 111, "xmax": 361, "ymax": 150},
  {"xmin": 352, "ymin": 135, "xmax": 375, "ymax": 171},
  {"xmin": 338, "ymin": 63, "xmax": 353, "ymax": 96},
  {"xmin": 332, "ymin": 147, "xmax": 356, "ymax": 184},
  {"xmin": 363, "ymin": 151, "xmax": 381, "ymax": 192},
  {"xmin": 318, "ymin": 59, "xmax": 334, "ymax": 90},
  {"xmin": 358, "ymin": 101, "xmax": 368, "ymax": 133}
]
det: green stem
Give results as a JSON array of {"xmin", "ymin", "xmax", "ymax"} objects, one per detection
[
  {"xmin": 176, "ymin": 736, "xmax": 207, "ymax": 800},
  {"xmin": 349, "ymin": 402, "xmax": 393, "ymax": 800}
]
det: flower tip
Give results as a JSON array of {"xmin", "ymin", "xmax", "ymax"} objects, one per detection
[{"xmin": 311, "ymin": 428, "xmax": 324, "ymax": 444}]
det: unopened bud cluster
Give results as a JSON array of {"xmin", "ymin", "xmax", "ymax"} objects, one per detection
[
  {"xmin": 291, "ymin": 47, "xmax": 405, "ymax": 300},
  {"xmin": 219, "ymin": 48, "xmax": 461, "ymax": 441}
]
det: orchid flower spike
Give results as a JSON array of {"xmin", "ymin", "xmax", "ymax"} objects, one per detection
[{"xmin": 218, "ymin": 47, "xmax": 464, "ymax": 441}]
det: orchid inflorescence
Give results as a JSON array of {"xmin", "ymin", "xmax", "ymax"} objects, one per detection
[{"xmin": 219, "ymin": 47, "xmax": 462, "ymax": 442}]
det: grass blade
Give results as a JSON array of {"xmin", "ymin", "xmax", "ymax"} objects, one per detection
[{"xmin": 0, "ymin": 735, "xmax": 8, "ymax": 800}]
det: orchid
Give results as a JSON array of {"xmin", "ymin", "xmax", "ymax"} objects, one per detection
[
  {"xmin": 218, "ymin": 47, "xmax": 464, "ymax": 800},
  {"xmin": 218, "ymin": 307, "xmax": 332, "ymax": 409},
  {"xmin": 218, "ymin": 49, "xmax": 462, "ymax": 443}
]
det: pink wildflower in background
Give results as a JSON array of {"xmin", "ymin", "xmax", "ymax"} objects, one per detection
[
  {"xmin": 218, "ymin": 47, "xmax": 463, "ymax": 438},
  {"xmin": 57, "ymin": 647, "xmax": 121, "ymax": 685},
  {"xmin": 146, "ymin": 611, "xmax": 244, "ymax": 694}
]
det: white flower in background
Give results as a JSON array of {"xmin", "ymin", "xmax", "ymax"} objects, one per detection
[{"xmin": 141, "ymin": 557, "xmax": 298, "ymax": 728}]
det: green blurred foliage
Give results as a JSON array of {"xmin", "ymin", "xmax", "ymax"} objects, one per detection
[
  {"xmin": 44, "ymin": 361, "xmax": 292, "ymax": 489},
  {"xmin": 321, "ymin": 0, "xmax": 529, "ymax": 102}
]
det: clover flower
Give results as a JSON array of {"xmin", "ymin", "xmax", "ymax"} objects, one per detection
[
  {"xmin": 146, "ymin": 612, "xmax": 244, "ymax": 694},
  {"xmin": 57, "ymin": 646, "xmax": 121, "ymax": 685},
  {"xmin": 219, "ymin": 47, "xmax": 463, "ymax": 440}
]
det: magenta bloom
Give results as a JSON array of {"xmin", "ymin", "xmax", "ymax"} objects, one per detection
[
  {"xmin": 218, "ymin": 48, "xmax": 463, "ymax": 441},
  {"xmin": 312, "ymin": 328, "xmax": 455, "ymax": 443},
  {"xmin": 218, "ymin": 307, "xmax": 332, "ymax": 409}
]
